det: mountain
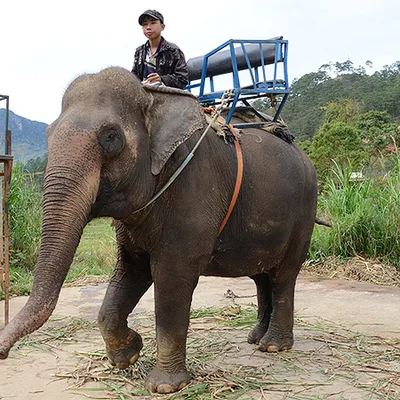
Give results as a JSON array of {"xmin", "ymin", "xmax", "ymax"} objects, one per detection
[{"xmin": 0, "ymin": 108, "xmax": 48, "ymax": 162}]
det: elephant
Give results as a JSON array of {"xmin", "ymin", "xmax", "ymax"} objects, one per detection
[{"xmin": 0, "ymin": 67, "xmax": 317, "ymax": 394}]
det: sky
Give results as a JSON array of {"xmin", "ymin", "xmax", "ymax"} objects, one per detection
[{"xmin": 0, "ymin": 0, "xmax": 399, "ymax": 125}]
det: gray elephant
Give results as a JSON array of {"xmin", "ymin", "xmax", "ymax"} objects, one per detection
[{"xmin": 0, "ymin": 67, "xmax": 317, "ymax": 394}]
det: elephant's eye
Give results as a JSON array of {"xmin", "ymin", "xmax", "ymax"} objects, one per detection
[
  {"xmin": 98, "ymin": 128, "xmax": 125, "ymax": 158},
  {"xmin": 105, "ymin": 131, "xmax": 117, "ymax": 142}
]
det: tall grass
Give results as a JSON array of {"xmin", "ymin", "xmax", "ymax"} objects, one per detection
[
  {"xmin": 4, "ymin": 164, "xmax": 43, "ymax": 297},
  {"xmin": 310, "ymin": 160, "xmax": 400, "ymax": 267},
  {"xmin": 9, "ymin": 163, "xmax": 43, "ymax": 271}
]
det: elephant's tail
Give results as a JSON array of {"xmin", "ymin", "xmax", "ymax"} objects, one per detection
[{"xmin": 315, "ymin": 216, "xmax": 332, "ymax": 227}]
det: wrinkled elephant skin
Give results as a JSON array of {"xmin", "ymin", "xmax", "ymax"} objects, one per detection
[{"xmin": 0, "ymin": 67, "xmax": 317, "ymax": 393}]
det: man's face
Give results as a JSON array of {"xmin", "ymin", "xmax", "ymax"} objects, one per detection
[{"xmin": 141, "ymin": 17, "xmax": 165, "ymax": 40}]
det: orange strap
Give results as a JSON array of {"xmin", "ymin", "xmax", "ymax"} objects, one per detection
[
  {"xmin": 218, "ymin": 129, "xmax": 243, "ymax": 235},
  {"xmin": 203, "ymin": 107, "xmax": 215, "ymax": 114}
]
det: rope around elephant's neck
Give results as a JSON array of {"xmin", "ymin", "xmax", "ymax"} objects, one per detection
[{"xmin": 131, "ymin": 90, "xmax": 235, "ymax": 215}]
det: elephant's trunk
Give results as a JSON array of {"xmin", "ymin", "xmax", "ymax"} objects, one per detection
[{"xmin": 0, "ymin": 163, "xmax": 100, "ymax": 359}]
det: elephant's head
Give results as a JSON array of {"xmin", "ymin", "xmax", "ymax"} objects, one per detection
[{"xmin": 0, "ymin": 67, "xmax": 206, "ymax": 358}]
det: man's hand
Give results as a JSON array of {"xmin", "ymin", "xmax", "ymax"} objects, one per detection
[{"xmin": 146, "ymin": 73, "xmax": 161, "ymax": 84}]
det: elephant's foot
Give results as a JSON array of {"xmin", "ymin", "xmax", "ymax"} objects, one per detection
[
  {"xmin": 145, "ymin": 366, "xmax": 191, "ymax": 394},
  {"xmin": 0, "ymin": 348, "xmax": 10, "ymax": 360},
  {"xmin": 106, "ymin": 329, "xmax": 143, "ymax": 369},
  {"xmin": 258, "ymin": 331, "xmax": 293, "ymax": 353},
  {"xmin": 247, "ymin": 323, "xmax": 268, "ymax": 344}
]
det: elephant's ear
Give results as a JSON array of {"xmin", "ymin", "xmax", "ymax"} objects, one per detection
[{"xmin": 144, "ymin": 86, "xmax": 206, "ymax": 175}]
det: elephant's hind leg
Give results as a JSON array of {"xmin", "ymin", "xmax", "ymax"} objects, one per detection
[
  {"xmin": 248, "ymin": 273, "xmax": 273, "ymax": 344},
  {"xmin": 258, "ymin": 241, "xmax": 309, "ymax": 353},
  {"xmin": 258, "ymin": 277, "xmax": 296, "ymax": 352},
  {"xmin": 98, "ymin": 250, "xmax": 152, "ymax": 369}
]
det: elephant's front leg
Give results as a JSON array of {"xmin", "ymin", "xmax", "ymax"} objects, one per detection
[
  {"xmin": 98, "ymin": 250, "xmax": 152, "ymax": 369},
  {"xmin": 145, "ymin": 261, "xmax": 199, "ymax": 394}
]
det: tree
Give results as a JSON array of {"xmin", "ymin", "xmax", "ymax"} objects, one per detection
[
  {"xmin": 24, "ymin": 154, "xmax": 48, "ymax": 173},
  {"xmin": 355, "ymin": 111, "xmax": 399, "ymax": 169},
  {"xmin": 322, "ymin": 99, "xmax": 362, "ymax": 125},
  {"xmin": 334, "ymin": 60, "xmax": 357, "ymax": 75},
  {"xmin": 356, "ymin": 111, "xmax": 397, "ymax": 143},
  {"xmin": 379, "ymin": 61, "xmax": 400, "ymax": 78},
  {"xmin": 281, "ymin": 59, "xmax": 400, "ymax": 141},
  {"xmin": 309, "ymin": 122, "xmax": 365, "ymax": 180},
  {"xmin": 297, "ymin": 139, "xmax": 312, "ymax": 155}
]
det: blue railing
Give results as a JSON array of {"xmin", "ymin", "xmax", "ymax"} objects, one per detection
[{"xmin": 186, "ymin": 38, "xmax": 290, "ymax": 124}]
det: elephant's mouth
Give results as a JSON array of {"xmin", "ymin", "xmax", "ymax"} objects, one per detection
[{"xmin": 90, "ymin": 176, "xmax": 132, "ymax": 219}]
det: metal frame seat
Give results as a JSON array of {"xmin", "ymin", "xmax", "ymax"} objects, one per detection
[{"xmin": 185, "ymin": 38, "xmax": 290, "ymax": 126}]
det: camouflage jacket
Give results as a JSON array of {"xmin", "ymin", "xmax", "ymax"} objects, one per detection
[{"xmin": 131, "ymin": 37, "xmax": 189, "ymax": 89}]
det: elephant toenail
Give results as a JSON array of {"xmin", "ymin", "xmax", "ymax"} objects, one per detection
[{"xmin": 129, "ymin": 353, "xmax": 140, "ymax": 364}]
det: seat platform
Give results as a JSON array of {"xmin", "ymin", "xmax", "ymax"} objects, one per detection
[{"xmin": 185, "ymin": 38, "xmax": 290, "ymax": 125}]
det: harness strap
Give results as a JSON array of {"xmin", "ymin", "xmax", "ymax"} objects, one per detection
[
  {"xmin": 131, "ymin": 90, "xmax": 235, "ymax": 215},
  {"xmin": 218, "ymin": 127, "xmax": 243, "ymax": 235}
]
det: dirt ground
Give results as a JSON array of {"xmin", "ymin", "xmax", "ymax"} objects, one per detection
[{"xmin": 0, "ymin": 274, "xmax": 399, "ymax": 399}]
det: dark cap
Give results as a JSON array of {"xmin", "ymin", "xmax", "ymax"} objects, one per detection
[{"xmin": 138, "ymin": 10, "xmax": 164, "ymax": 25}]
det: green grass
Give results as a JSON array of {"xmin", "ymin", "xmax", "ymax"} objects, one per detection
[
  {"xmin": 8, "ymin": 267, "xmax": 34, "ymax": 297},
  {"xmin": 66, "ymin": 218, "xmax": 116, "ymax": 283},
  {"xmin": 5, "ymin": 164, "xmax": 42, "ymax": 298},
  {"xmin": 9, "ymin": 163, "xmax": 43, "ymax": 272},
  {"xmin": 5, "ymin": 218, "xmax": 116, "ymax": 297},
  {"xmin": 309, "ymin": 161, "xmax": 400, "ymax": 269},
  {"xmin": 191, "ymin": 305, "xmax": 257, "ymax": 329}
]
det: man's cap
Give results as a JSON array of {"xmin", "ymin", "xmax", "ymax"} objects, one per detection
[{"xmin": 138, "ymin": 10, "xmax": 164, "ymax": 25}]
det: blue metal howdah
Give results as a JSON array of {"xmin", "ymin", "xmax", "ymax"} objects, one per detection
[{"xmin": 185, "ymin": 38, "xmax": 290, "ymax": 127}]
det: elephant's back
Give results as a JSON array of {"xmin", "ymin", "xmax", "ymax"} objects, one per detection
[
  {"xmin": 211, "ymin": 124, "xmax": 317, "ymax": 264},
  {"xmin": 239, "ymin": 125, "xmax": 315, "ymax": 192}
]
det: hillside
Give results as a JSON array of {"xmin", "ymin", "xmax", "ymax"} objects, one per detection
[
  {"xmin": 281, "ymin": 60, "xmax": 400, "ymax": 140},
  {"xmin": 0, "ymin": 108, "xmax": 47, "ymax": 162}
]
